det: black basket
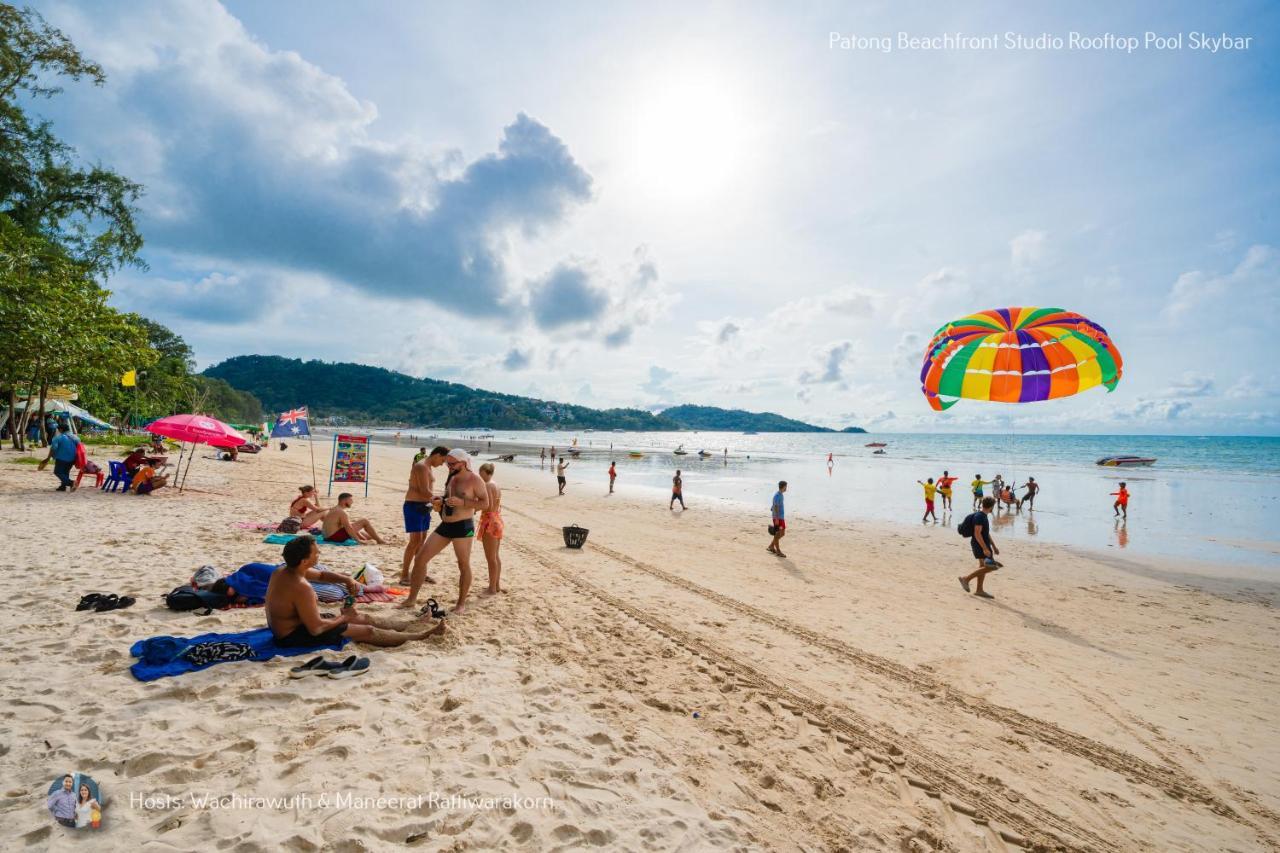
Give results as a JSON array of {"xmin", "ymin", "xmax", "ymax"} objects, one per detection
[{"xmin": 562, "ymin": 524, "xmax": 589, "ymax": 549}]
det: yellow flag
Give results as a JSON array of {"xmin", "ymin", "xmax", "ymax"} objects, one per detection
[{"xmin": 121, "ymin": 370, "xmax": 137, "ymax": 387}]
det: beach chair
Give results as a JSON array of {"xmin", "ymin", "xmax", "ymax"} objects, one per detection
[
  {"xmin": 75, "ymin": 462, "xmax": 105, "ymax": 490},
  {"xmin": 102, "ymin": 460, "xmax": 134, "ymax": 493}
]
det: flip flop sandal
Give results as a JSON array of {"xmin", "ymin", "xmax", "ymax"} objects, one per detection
[
  {"xmin": 290, "ymin": 655, "xmax": 356, "ymax": 679},
  {"xmin": 418, "ymin": 598, "xmax": 447, "ymax": 620},
  {"xmin": 91, "ymin": 594, "xmax": 119, "ymax": 612},
  {"xmin": 327, "ymin": 657, "xmax": 370, "ymax": 679},
  {"xmin": 76, "ymin": 593, "xmax": 105, "ymax": 611}
]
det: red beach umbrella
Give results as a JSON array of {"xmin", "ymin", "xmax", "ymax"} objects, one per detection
[
  {"xmin": 146, "ymin": 414, "xmax": 249, "ymax": 448},
  {"xmin": 145, "ymin": 414, "xmax": 250, "ymax": 492}
]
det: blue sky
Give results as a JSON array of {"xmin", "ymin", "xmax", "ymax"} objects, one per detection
[{"xmin": 33, "ymin": 0, "xmax": 1280, "ymax": 433}]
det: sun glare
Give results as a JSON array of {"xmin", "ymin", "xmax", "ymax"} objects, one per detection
[{"xmin": 630, "ymin": 70, "xmax": 747, "ymax": 201}]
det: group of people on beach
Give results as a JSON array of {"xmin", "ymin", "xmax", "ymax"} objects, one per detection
[
  {"xmin": 266, "ymin": 446, "xmax": 506, "ymax": 651},
  {"xmin": 916, "ymin": 470, "xmax": 1040, "ymax": 523}
]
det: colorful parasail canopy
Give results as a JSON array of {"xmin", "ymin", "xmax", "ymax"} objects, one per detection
[{"xmin": 920, "ymin": 307, "xmax": 1122, "ymax": 411}]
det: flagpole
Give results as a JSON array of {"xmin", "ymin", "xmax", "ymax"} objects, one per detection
[{"xmin": 309, "ymin": 432, "xmax": 318, "ymax": 495}]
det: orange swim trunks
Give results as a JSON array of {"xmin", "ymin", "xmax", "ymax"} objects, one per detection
[{"xmin": 478, "ymin": 510, "xmax": 504, "ymax": 540}]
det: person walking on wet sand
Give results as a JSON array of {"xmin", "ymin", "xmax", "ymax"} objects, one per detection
[
  {"xmin": 1112, "ymin": 482, "xmax": 1129, "ymax": 518},
  {"xmin": 608, "ymin": 461, "xmax": 616, "ymax": 494},
  {"xmin": 1017, "ymin": 477, "xmax": 1039, "ymax": 511},
  {"xmin": 958, "ymin": 497, "xmax": 1002, "ymax": 599},
  {"xmin": 936, "ymin": 471, "xmax": 957, "ymax": 512},
  {"xmin": 917, "ymin": 477, "xmax": 938, "ymax": 522},
  {"xmin": 767, "ymin": 481, "xmax": 788, "ymax": 557},
  {"xmin": 670, "ymin": 469, "xmax": 685, "ymax": 510},
  {"xmin": 556, "ymin": 458, "xmax": 569, "ymax": 495}
]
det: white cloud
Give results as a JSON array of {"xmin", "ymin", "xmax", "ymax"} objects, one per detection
[
  {"xmin": 1010, "ymin": 229, "xmax": 1047, "ymax": 270},
  {"xmin": 1164, "ymin": 372, "xmax": 1214, "ymax": 398},
  {"xmin": 798, "ymin": 340, "xmax": 853, "ymax": 385},
  {"xmin": 1164, "ymin": 245, "xmax": 1279, "ymax": 325}
]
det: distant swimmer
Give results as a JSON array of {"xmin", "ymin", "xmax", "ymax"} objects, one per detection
[
  {"xmin": 970, "ymin": 474, "xmax": 990, "ymax": 509},
  {"xmin": 608, "ymin": 461, "xmax": 617, "ymax": 494},
  {"xmin": 767, "ymin": 481, "xmax": 788, "ymax": 557},
  {"xmin": 1017, "ymin": 477, "xmax": 1039, "ymax": 511},
  {"xmin": 670, "ymin": 469, "xmax": 685, "ymax": 510},
  {"xmin": 958, "ymin": 497, "xmax": 1001, "ymax": 599},
  {"xmin": 1111, "ymin": 482, "xmax": 1129, "ymax": 518},
  {"xmin": 917, "ymin": 477, "xmax": 938, "ymax": 522},
  {"xmin": 937, "ymin": 471, "xmax": 957, "ymax": 511}
]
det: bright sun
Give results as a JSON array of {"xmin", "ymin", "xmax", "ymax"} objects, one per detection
[{"xmin": 630, "ymin": 70, "xmax": 747, "ymax": 201}]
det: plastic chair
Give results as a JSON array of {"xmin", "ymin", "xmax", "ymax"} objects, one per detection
[
  {"xmin": 75, "ymin": 463, "xmax": 105, "ymax": 490},
  {"xmin": 102, "ymin": 460, "xmax": 134, "ymax": 493}
]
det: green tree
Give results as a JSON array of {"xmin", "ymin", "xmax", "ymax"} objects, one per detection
[{"xmin": 1, "ymin": 3, "xmax": 143, "ymax": 275}]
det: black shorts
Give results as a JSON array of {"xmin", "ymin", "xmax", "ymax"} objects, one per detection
[
  {"xmin": 274, "ymin": 623, "xmax": 347, "ymax": 648},
  {"xmin": 971, "ymin": 539, "xmax": 992, "ymax": 560},
  {"xmin": 434, "ymin": 518, "xmax": 476, "ymax": 539},
  {"xmin": 557, "ymin": 476, "xmax": 566, "ymax": 485}
]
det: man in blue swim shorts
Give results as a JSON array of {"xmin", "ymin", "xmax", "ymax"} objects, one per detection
[{"xmin": 399, "ymin": 446, "xmax": 449, "ymax": 585}]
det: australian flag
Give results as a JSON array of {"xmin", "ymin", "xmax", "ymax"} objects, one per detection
[{"xmin": 271, "ymin": 406, "xmax": 311, "ymax": 438}]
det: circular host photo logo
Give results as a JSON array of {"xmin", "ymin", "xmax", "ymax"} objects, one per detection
[{"xmin": 45, "ymin": 773, "xmax": 103, "ymax": 830}]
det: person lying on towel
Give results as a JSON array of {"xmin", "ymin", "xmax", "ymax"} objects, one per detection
[{"xmin": 266, "ymin": 535, "xmax": 443, "ymax": 648}]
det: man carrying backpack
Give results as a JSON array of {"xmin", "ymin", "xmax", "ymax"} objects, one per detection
[{"xmin": 958, "ymin": 496, "xmax": 1002, "ymax": 599}]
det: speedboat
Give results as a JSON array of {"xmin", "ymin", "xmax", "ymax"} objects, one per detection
[
  {"xmin": 1096, "ymin": 455, "xmax": 1156, "ymax": 467},
  {"xmin": 674, "ymin": 445, "xmax": 688, "ymax": 455},
  {"xmin": 697, "ymin": 450, "xmax": 713, "ymax": 458},
  {"xmin": 866, "ymin": 441, "xmax": 887, "ymax": 448},
  {"xmin": 628, "ymin": 451, "xmax": 644, "ymax": 458}
]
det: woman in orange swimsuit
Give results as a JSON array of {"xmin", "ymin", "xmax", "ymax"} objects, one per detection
[
  {"xmin": 289, "ymin": 485, "xmax": 328, "ymax": 528},
  {"xmin": 477, "ymin": 463, "xmax": 505, "ymax": 594}
]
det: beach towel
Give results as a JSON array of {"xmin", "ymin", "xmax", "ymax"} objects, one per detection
[
  {"xmin": 129, "ymin": 627, "xmax": 346, "ymax": 681},
  {"xmin": 263, "ymin": 532, "xmax": 359, "ymax": 547}
]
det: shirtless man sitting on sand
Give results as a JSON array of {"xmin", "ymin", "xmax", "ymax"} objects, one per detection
[
  {"xmin": 267, "ymin": 535, "xmax": 444, "ymax": 647},
  {"xmin": 322, "ymin": 493, "xmax": 388, "ymax": 545},
  {"xmin": 399, "ymin": 446, "xmax": 449, "ymax": 585},
  {"xmin": 403, "ymin": 449, "xmax": 489, "ymax": 615},
  {"xmin": 289, "ymin": 485, "xmax": 328, "ymax": 528}
]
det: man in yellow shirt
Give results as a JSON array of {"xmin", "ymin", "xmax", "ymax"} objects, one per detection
[{"xmin": 917, "ymin": 478, "xmax": 938, "ymax": 522}]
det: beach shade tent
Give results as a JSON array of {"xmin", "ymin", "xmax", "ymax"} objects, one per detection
[
  {"xmin": 2, "ymin": 398, "xmax": 113, "ymax": 435},
  {"xmin": 146, "ymin": 414, "xmax": 250, "ymax": 492},
  {"xmin": 919, "ymin": 307, "xmax": 1122, "ymax": 411}
]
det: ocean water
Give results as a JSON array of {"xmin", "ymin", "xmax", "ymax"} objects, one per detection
[{"xmin": 362, "ymin": 429, "xmax": 1280, "ymax": 570}]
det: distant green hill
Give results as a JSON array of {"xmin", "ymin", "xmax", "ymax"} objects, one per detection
[
  {"xmin": 658, "ymin": 404, "xmax": 832, "ymax": 433},
  {"xmin": 840, "ymin": 426, "xmax": 868, "ymax": 434},
  {"xmin": 203, "ymin": 356, "xmax": 674, "ymax": 430},
  {"xmin": 202, "ymin": 355, "xmax": 859, "ymax": 432}
]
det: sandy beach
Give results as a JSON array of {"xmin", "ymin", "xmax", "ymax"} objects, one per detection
[{"xmin": 2, "ymin": 440, "xmax": 1279, "ymax": 851}]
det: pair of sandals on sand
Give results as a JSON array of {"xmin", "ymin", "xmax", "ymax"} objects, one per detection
[
  {"xmin": 289, "ymin": 655, "xmax": 370, "ymax": 679},
  {"xmin": 76, "ymin": 593, "xmax": 137, "ymax": 612}
]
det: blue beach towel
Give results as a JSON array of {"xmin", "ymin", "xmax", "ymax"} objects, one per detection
[
  {"xmin": 223, "ymin": 562, "xmax": 349, "ymax": 605},
  {"xmin": 129, "ymin": 627, "xmax": 347, "ymax": 682},
  {"xmin": 264, "ymin": 532, "xmax": 359, "ymax": 547}
]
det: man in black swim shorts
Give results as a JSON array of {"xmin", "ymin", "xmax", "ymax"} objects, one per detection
[
  {"xmin": 267, "ymin": 536, "xmax": 445, "ymax": 647},
  {"xmin": 403, "ymin": 449, "xmax": 490, "ymax": 615}
]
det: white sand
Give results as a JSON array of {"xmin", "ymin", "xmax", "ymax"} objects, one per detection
[{"xmin": 1, "ymin": 440, "xmax": 1278, "ymax": 851}]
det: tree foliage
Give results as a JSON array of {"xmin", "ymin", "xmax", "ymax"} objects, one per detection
[{"xmin": 1, "ymin": 3, "xmax": 143, "ymax": 275}]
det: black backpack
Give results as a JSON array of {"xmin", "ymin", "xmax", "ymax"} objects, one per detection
[
  {"xmin": 165, "ymin": 585, "xmax": 229, "ymax": 614},
  {"xmin": 957, "ymin": 513, "xmax": 977, "ymax": 538}
]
